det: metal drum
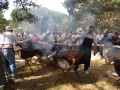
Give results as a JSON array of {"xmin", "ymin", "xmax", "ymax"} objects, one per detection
[
  {"xmin": 20, "ymin": 49, "xmax": 34, "ymax": 59},
  {"xmin": 20, "ymin": 49, "xmax": 44, "ymax": 59},
  {"xmin": 23, "ymin": 40, "xmax": 33, "ymax": 49},
  {"xmin": 19, "ymin": 40, "xmax": 44, "ymax": 59}
]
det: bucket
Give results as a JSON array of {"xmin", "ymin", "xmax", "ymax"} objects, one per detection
[{"xmin": 0, "ymin": 85, "xmax": 4, "ymax": 90}]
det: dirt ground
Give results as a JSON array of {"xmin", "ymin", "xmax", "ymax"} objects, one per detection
[{"xmin": 4, "ymin": 57, "xmax": 120, "ymax": 90}]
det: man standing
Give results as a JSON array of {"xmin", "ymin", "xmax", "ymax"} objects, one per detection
[
  {"xmin": 102, "ymin": 30, "xmax": 112, "ymax": 62},
  {"xmin": 96, "ymin": 31, "xmax": 104, "ymax": 57},
  {"xmin": 0, "ymin": 26, "xmax": 21, "ymax": 81},
  {"xmin": 73, "ymin": 26, "xmax": 97, "ymax": 74}
]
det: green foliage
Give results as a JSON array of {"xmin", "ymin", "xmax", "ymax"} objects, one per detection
[
  {"xmin": 11, "ymin": 0, "xmax": 39, "ymax": 23},
  {"xmin": 0, "ymin": 13, "xmax": 8, "ymax": 32},
  {"xmin": 64, "ymin": 0, "xmax": 120, "ymax": 30},
  {"xmin": 8, "ymin": 20, "xmax": 19, "ymax": 28},
  {"xmin": 33, "ymin": 7, "xmax": 69, "ymax": 32},
  {"xmin": 13, "ymin": 0, "xmax": 39, "ymax": 10},
  {"xmin": 0, "ymin": 12, "xmax": 3, "ymax": 18},
  {"xmin": 20, "ymin": 7, "xmax": 69, "ymax": 32},
  {"xmin": 0, "ymin": 1, "xmax": 9, "ymax": 11},
  {"xmin": 111, "ymin": 0, "xmax": 120, "ymax": 3},
  {"xmin": 11, "ymin": 8, "xmax": 36, "ymax": 23}
]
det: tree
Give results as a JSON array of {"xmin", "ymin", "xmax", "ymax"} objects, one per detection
[
  {"xmin": 11, "ymin": 8, "xmax": 37, "ymax": 23},
  {"xmin": 63, "ymin": 0, "xmax": 120, "ymax": 31},
  {"xmin": 0, "ymin": 0, "xmax": 9, "ymax": 11},
  {"xmin": 63, "ymin": 0, "xmax": 102, "ymax": 30},
  {"xmin": 0, "ymin": 12, "xmax": 8, "ymax": 32},
  {"xmin": 11, "ymin": 0, "xmax": 39, "ymax": 22},
  {"xmin": 13, "ymin": 0, "xmax": 39, "ymax": 10},
  {"xmin": 1, "ymin": 0, "xmax": 39, "ymax": 23},
  {"xmin": 9, "ymin": 20, "xmax": 19, "ymax": 28},
  {"xmin": 19, "ymin": 7, "xmax": 69, "ymax": 32}
]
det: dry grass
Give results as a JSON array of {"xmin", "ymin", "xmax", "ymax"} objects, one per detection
[{"xmin": 5, "ymin": 56, "xmax": 120, "ymax": 90}]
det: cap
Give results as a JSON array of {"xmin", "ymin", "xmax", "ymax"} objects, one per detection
[{"xmin": 6, "ymin": 26, "xmax": 13, "ymax": 31}]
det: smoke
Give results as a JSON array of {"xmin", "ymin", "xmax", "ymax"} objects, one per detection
[
  {"xmin": 19, "ymin": 1, "xmax": 98, "ymax": 33},
  {"xmin": 79, "ymin": 11, "xmax": 96, "ymax": 29},
  {"xmin": 19, "ymin": 7, "xmax": 69, "ymax": 33},
  {"xmin": 78, "ymin": 0, "xmax": 97, "ymax": 30},
  {"xmin": 20, "ymin": 21, "xmax": 37, "ymax": 33},
  {"xmin": 65, "ymin": 0, "xmax": 98, "ymax": 30}
]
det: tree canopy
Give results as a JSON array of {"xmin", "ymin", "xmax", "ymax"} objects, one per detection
[
  {"xmin": 0, "ymin": 0, "xmax": 39, "ymax": 31},
  {"xmin": 1, "ymin": 0, "xmax": 120, "ymax": 32},
  {"xmin": 63, "ymin": 0, "xmax": 120, "ymax": 31},
  {"xmin": 10, "ymin": 0, "xmax": 40, "ymax": 23},
  {"xmin": 0, "ymin": 0, "xmax": 9, "ymax": 11},
  {"xmin": 11, "ymin": 8, "xmax": 37, "ymax": 23},
  {"xmin": 19, "ymin": 7, "xmax": 69, "ymax": 32},
  {"xmin": 0, "ymin": 12, "xmax": 8, "ymax": 32}
]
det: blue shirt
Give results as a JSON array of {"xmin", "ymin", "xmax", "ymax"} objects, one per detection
[{"xmin": 51, "ymin": 45, "xmax": 59, "ymax": 52}]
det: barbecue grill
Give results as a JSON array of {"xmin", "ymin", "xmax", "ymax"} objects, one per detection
[
  {"xmin": 53, "ymin": 51, "xmax": 78, "ymax": 70},
  {"xmin": 52, "ymin": 50, "xmax": 80, "ymax": 88},
  {"xmin": 18, "ymin": 40, "xmax": 44, "ymax": 73}
]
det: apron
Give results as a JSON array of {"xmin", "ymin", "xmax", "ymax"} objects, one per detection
[{"xmin": 77, "ymin": 33, "xmax": 93, "ymax": 67}]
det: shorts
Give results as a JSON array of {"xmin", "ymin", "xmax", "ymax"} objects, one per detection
[{"xmin": 103, "ymin": 48, "xmax": 110, "ymax": 57}]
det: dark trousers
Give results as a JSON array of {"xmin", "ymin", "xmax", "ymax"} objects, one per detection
[
  {"xmin": 97, "ymin": 42, "xmax": 103, "ymax": 57},
  {"xmin": 74, "ymin": 63, "xmax": 88, "ymax": 71}
]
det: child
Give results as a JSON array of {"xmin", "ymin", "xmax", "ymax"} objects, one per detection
[{"xmin": 47, "ymin": 43, "xmax": 59, "ymax": 59}]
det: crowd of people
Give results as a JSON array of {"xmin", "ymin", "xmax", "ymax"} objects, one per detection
[{"xmin": 0, "ymin": 25, "xmax": 120, "ymax": 82}]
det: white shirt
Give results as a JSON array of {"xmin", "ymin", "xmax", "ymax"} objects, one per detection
[
  {"xmin": 108, "ymin": 33, "xmax": 113, "ymax": 40},
  {"xmin": 38, "ymin": 34, "xmax": 43, "ymax": 40},
  {"xmin": 79, "ymin": 31, "xmax": 97, "ymax": 44},
  {"xmin": 96, "ymin": 34, "xmax": 103, "ymax": 43},
  {"xmin": 71, "ymin": 34, "xmax": 76, "ymax": 42},
  {"xmin": 0, "ymin": 32, "xmax": 19, "ymax": 48},
  {"xmin": 23, "ymin": 33, "xmax": 31, "ymax": 41},
  {"xmin": 49, "ymin": 34, "xmax": 54, "ymax": 44}
]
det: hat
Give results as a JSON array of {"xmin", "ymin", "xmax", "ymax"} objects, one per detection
[{"xmin": 6, "ymin": 26, "xmax": 13, "ymax": 31}]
